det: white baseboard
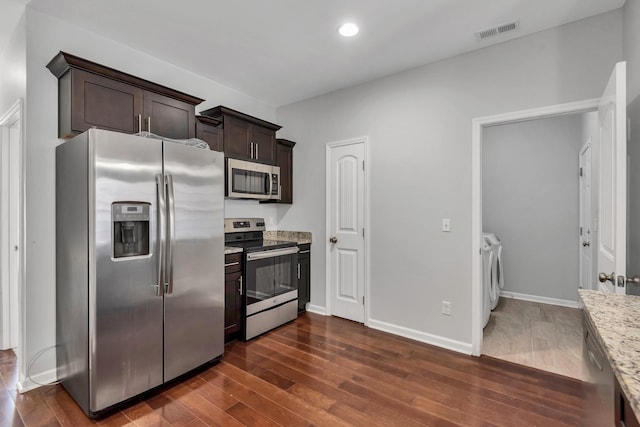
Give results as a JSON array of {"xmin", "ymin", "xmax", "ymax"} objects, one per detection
[
  {"xmin": 367, "ymin": 318, "xmax": 472, "ymax": 355},
  {"xmin": 306, "ymin": 304, "xmax": 327, "ymax": 315},
  {"xmin": 499, "ymin": 291, "xmax": 580, "ymax": 309},
  {"xmin": 17, "ymin": 368, "xmax": 58, "ymax": 393}
]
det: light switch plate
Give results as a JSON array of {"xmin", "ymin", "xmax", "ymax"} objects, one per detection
[{"xmin": 442, "ymin": 218, "xmax": 451, "ymax": 232}]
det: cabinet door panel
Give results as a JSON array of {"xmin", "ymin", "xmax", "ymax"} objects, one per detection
[
  {"xmin": 297, "ymin": 245, "xmax": 310, "ymax": 311},
  {"xmin": 196, "ymin": 122, "xmax": 224, "ymax": 152},
  {"xmin": 143, "ymin": 92, "xmax": 195, "ymax": 139},
  {"xmin": 225, "ymin": 271, "xmax": 242, "ymax": 337},
  {"xmin": 71, "ymin": 69, "xmax": 143, "ymax": 136},
  {"xmin": 251, "ymin": 125, "xmax": 276, "ymax": 164},
  {"xmin": 225, "ymin": 116, "xmax": 251, "ymax": 159},
  {"xmin": 276, "ymin": 143, "xmax": 292, "ymax": 203}
]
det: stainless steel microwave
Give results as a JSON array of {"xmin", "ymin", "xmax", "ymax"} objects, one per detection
[{"xmin": 226, "ymin": 158, "xmax": 281, "ymax": 200}]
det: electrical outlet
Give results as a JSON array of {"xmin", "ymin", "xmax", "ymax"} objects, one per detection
[
  {"xmin": 442, "ymin": 218, "xmax": 451, "ymax": 232},
  {"xmin": 442, "ymin": 301, "xmax": 451, "ymax": 315}
]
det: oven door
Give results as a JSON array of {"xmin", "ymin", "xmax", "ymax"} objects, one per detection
[{"xmin": 244, "ymin": 246, "xmax": 299, "ymax": 316}]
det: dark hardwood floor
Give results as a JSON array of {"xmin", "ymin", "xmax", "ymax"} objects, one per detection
[{"xmin": 0, "ymin": 312, "xmax": 587, "ymax": 426}]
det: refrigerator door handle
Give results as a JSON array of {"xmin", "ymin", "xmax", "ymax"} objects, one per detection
[
  {"xmin": 155, "ymin": 174, "xmax": 166, "ymax": 296},
  {"xmin": 165, "ymin": 174, "xmax": 176, "ymax": 295}
]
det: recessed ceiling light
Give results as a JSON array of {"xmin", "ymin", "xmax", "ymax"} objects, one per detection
[{"xmin": 338, "ymin": 22, "xmax": 359, "ymax": 37}]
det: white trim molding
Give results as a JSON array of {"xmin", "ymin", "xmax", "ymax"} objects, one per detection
[
  {"xmin": 17, "ymin": 368, "xmax": 57, "ymax": 394},
  {"xmin": 368, "ymin": 318, "xmax": 472, "ymax": 355},
  {"xmin": 306, "ymin": 304, "xmax": 328, "ymax": 316},
  {"xmin": 498, "ymin": 291, "xmax": 581, "ymax": 309},
  {"xmin": 471, "ymin": 98, "xmax": 600, "ymax": 356}
]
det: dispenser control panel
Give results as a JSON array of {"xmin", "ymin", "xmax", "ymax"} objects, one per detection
[
  {"xmin": 112, "ymin": 202, "xmax": 150, "ymax": 259},
  {"xmin": 112, "ymin": 203, "xmax": 150, "ymax": 221}
]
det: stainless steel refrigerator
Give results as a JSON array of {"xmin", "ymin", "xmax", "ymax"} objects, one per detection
[{"xmin": 56, "ymin": 129, "xmax": 224, "ymax": 416}]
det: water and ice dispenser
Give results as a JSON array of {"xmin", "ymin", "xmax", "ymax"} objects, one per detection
[{"xmin": 112, "ymin": 202, "xmax": 150, "ymax": 258}]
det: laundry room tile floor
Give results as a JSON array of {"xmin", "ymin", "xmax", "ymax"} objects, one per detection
[{"xmin": 482, "ymin": 297, "xmax": 588, "ymax": 380}]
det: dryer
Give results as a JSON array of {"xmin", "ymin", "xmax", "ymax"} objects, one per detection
[{"xmin": 481, "ymin": 238, "xmax": 493, "ymax": 327}]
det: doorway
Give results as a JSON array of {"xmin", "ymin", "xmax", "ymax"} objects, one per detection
[
  {"xmin": 471, "ymin": 98, "xmax": 600, "ymax": 359},
  {"xmin": 0, "ymin": 99, "xmax": 24, "ymax": 373},
  {"xmin": 325, "ymin": 137, "xmax": 369, "ymax": 324},
  {"xmin": 478, "ymin": 109, "xmax": 598, "ymax": 379}
]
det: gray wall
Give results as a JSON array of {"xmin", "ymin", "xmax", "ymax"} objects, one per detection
[
  {"xmin": 624, "ymin": 0, "xmax": 640, "ymax": 102},
  {"xmin": 482, "ymin": 115, "xmax": 584, "ymax": 302},
  {"xmin": 0, "ymin": 14, "xmax": 26, "ymax": 116},
  {"xmin": 276, "ymin": 10, "xmax": 623, "ymax": 347}
]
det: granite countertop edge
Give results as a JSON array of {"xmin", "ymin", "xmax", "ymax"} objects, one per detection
[
  {"xmin": 224, "ymin": 246, "xmax": 243, "ymax": 255},
  {"xmin": 578, "ymin": 289, "xmax": 640, "ymax": 420}
]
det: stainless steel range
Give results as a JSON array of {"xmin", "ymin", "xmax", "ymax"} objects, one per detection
[{"xmin": 225, "ymin": 218, "xmax": 299, "ymax": 340}]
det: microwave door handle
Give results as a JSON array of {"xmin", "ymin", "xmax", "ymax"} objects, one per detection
[
  {"xmin": 268, "ymin": 171, "xmax": 273, "ymax": 197},
  {"xmin": 165, "ymin": 174, "xmax": 176, "ymax": 295},
  {"xmin": 155, "ymin": 174, "xmax": 165, "ymax": 296}
]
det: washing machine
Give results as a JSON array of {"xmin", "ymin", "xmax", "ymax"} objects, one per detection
[
  {"xmin": 483, "ymin": 233, "xmax": 503, "ymax": 310},
  {"xmin": 481, "ymin": 238, "xmax": 493, "ymax": 328}
]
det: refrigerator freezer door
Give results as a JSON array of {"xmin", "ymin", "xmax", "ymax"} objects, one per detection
[
  {"xmin": 162, "ymin": 142, "xmax": 224, "ymax": 381},
  {"xmin": 91, "ymin": 130, "xmax": 164, "ymax": 412}
]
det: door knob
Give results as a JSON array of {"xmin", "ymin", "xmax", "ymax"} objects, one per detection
[
  {"xmin": 582, "ymin": 241, "xmax": 590, "ymax": 247},
  {"xmin": 329, "ymin": 237, "xmax": 338, "ymax": 244},
  {"xmin": 616, "ymin": 275, "xmax": 640, "ymax": 287},
  {"xmin": 598, "ymin": 272, "xmax": 615, "ymax": 284}
]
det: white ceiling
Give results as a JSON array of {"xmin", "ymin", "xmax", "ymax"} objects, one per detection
[{"xmin": 7, "ymin": 0, "xmax": 627, "ymax": 106}]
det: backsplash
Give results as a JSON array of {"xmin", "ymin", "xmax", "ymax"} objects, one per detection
[{"xmin": 263, "ymin": 230, "xmax": 312, "ymax": 244}]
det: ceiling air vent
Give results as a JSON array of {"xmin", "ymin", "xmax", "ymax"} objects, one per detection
[{"xmin": 475, "ymin": 20, "xmax": 520, "ymax": 41}]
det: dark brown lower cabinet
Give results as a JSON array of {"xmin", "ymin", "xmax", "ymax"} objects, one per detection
[
  {"xmin": 297, "ymin": 244, "xmax": 310, "ymax": 312},
  {"xmin": 224, "ymin": 253, "xmax": 243, "ymax": 342},
  {"xmin": 616, "ymin": 377, "xmax": 640, "ymax": 427}
]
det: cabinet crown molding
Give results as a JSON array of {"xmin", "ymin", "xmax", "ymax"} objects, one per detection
[
  {"xmin": 200, "ymin": 105, "xmax": 282, "ymax": 131},
  {"xmin": 276, "ymin": 138, "xmax": 297, "ymax": 148},
  {"xmin": 46, "ymin": 51, "xmax": 204, "ymax": 106}
]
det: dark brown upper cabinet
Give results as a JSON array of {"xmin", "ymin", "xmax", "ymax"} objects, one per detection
[
  {"xmin": 199, "ymin": 105, "xmax": 281, "ymax": 165},
  {"xmin": 262, "ymin": 138, "xmax": 295, "ymax": 204},
  {"xmin": 195, "ymin": 115, "xmax": 224, "ymax": 152},
  {"xmin": 47, "ymin": 51, "xmax": 203, "ymax": 139}
]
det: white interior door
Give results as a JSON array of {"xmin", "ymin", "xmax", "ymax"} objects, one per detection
[
  {"xmin": 327, "ymin": 140, "xmax": 365, "ymax": 323},
  {"xmin": 579, "ymin": 141, "xmax": 592, "ymax": 290},
  {"xmin": 597, "ymin": 62, "xmax": 627, "ymax": 294}
]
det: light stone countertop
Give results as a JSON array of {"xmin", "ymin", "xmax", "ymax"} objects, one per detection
[
  {"xmin": 579, "ymin": 289, "xmax": 640, "ymax": 420},
  {"xmin": 224, "ymin": 246, "xmax": 243, "ymax": 255},
  {"xmin": 263, "ymin": 230, "xmax": 312, "ymax": 245}
]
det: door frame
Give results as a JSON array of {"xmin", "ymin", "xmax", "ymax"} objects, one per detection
[
  {"xmin": 0, "ymin": 98, "xmax": 25, "ymax": 377},
  {"xmin": 325, "ymin": 136, "xmax": 370, "ymax": 324},
  {"xmin": 471, "ymin": 98, "xmax": 599, "ymax": 356}
]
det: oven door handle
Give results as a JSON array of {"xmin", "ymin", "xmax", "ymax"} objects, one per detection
[{"xmin": 246, "ymin": 246, "xmax": 299, "ymax": 261}]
